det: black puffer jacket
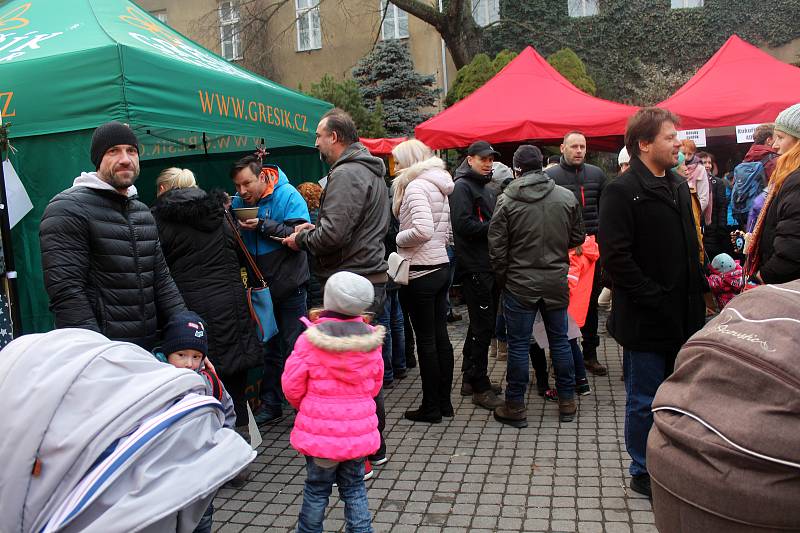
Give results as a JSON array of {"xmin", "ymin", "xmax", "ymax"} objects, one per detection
[
  {"xmin": 756, "ymin": 170, "xmax": 800, "ymax": 284},
  {"xmin": 40, "ymin": 177, "xmax": 185, "ymax": 350},
  {"xmin": 545, "ymin": 157, "xmax": 607, "ymax": 235},
  {"xmin": 449, "ymin": 159, "xmax": 499, "ymax": 274},
  {"xmin": 152, "ymin": 187, "xmax": 264, "ymax": 376}
]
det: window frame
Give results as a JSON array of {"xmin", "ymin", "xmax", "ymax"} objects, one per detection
[
  {"xmin": 218, "ymin": 1, "xmax": 242, "ymax": 61},
  {"xmin": 671, "ymin": 0, "xmax": 704, "ymax": 8},
  {"xmin": 567, "ymin": 0, "xmax": 599, "ymax": 18},
  {"xmin": 471, "ymin": 0, "xmax": 499, "ymax": 28},
  {"xmin": 151, "ymin": 10, "xmax": 168, "ymax": 24},
  {"xmin": 380, "ymin": 0, "xmax": 409, "ymax": 41},
  {"xmin": 296, "ymin": 0, "xmax": 322, "ymax": 52}
]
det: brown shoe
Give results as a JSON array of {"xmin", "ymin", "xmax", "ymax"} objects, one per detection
[
  {"xmin": 494, "ymin": 401, "xmax": 527, "ymax": 428},
  {"xmin": 496, "ymin": 340, "xmax": 508, "ymax": 361},
  {"xmin": 489, "ymin": 339, "xmax": 498, "ymax": 358},
  {"xmin": 461, "ymin": 380, "xmax": 502, "ymax": 396},
  {"xmin": 558, "ymin": 398, "xmax": 577, "ymax": 422},
  {"xmin": 473, "ymin": 389, "xmax": 504, "ymax": 410},
  {"xmin": 584, "ymin": 359, "xmax": 608, "ymax": 376}
]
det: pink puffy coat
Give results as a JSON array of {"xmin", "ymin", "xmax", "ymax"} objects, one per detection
[
  {"xmin": 282, "ymin": 315, "xmax": 385, "ymax": 461},
  {"xmin": 393, "ymin": 157, "xmax": 454, "ymax": 273}
]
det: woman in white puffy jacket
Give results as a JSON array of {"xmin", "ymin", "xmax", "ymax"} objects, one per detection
[{"xmin": 392, "ymin": 139, "xmax": 455, "ymax": 424}]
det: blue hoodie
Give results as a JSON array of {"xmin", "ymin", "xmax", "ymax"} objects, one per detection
[{"xmin": 231, "ymin": 165, "xmax": 310, "ymax": 299}]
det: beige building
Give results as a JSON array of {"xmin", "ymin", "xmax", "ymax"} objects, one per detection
[{"xmin": 133, "ymin": 0, "xmax": 468, "ymax": 108}]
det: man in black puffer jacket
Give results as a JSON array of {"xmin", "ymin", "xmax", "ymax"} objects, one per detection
[
  {"xmin": 546, "ymin": 131, "xmax": 609, "ymax": 376},
  {"xmin": 40, "ymin": 122, "xmax": 186, "ymax": 350}
]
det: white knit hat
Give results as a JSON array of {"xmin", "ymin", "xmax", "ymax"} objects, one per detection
[
  {"xmin": 774, "ymin": 103, "xmax": 800, "ymax": 140},
  {"xmin": 324, "ymin": 271, "xmax": 374, "ymax": 316},
  {"xmin": 618, "ymin": 146, "xmax": 631, "ymax": 166}
]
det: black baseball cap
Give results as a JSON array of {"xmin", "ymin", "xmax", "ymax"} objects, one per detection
[
  {"xmin": 467, "ymin": 140, "xmax": 500, "ymax": 158},
  {"xmin": 513, "ymin": 145, "xmax": 544, "ymax": 172}
]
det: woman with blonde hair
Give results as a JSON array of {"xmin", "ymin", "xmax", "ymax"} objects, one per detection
[
  {"xmin": 746, "ymin": 103, "xmax": 800, "ymax": 284},
  {"xmin": 152, "ymin": 167, "xmax": 263, "ymax": 470},
  {"xmin": 392, "ymin": 139, "xmax": 455, "ymax": 423}
]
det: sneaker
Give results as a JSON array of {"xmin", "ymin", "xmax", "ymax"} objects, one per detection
[
  {"xmin": 630, "ymin": 473, "xmax": 652, "ymax": 499},
  {"xmin": 472, "ymin": 389, "xmax": 504, "ymax": 410},
  {"xmin": 369, "ymin": 454, "xmax": 389, "ymax": 466},
  {"xmin": 363, "ymin": 459, "xmax": 374, "ymax": 481},
  {"xmin": 576, "ymin": 378, "xmax": 591, "ymax": 396},
  {"xmin": 543, "ymin": 389, "xmax": 559, "ymax": 402},
  {"xmin": 404, "ymin": 407, "xmax": 443, "ymax": 424},
  {"xmin": 383, "ymin": 380, "xmax": 395, "ymax": 390},
  {"xmin": 394, "ymin": 368, "xmax": 408, "ymax": 380},
  {"xmin": 254, "ymin": 407, "xmax": 284, "ymax": 426}
]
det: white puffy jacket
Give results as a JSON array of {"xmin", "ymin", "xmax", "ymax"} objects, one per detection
[{"xmin": 394, "ymin": 157, "xmax": 454, "ymax": 276}]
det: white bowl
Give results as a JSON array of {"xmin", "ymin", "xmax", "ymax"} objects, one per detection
[{"xmin": 232, "ymin": 207, "xmax": 259, "ymax": 221}]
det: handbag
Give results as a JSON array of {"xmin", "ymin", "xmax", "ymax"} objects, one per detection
[
  {"xmin": 387, "ymin": 252, "xmax": 410, "ymax": 285},
  {"xmin": 225, "ymin": 212, "xmax": 279, "ymax": 343}
]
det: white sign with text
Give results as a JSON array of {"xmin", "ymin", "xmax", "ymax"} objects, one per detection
[
  {"xmin": 736, "ymin": 123, "xmax": 761, "ymax": 144},
  {"xmin": 677, "ymin": 129, "xmax": 707, "ymax": 147}
]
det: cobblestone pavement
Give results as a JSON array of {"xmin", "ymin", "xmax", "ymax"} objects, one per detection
[{"xmin": 213, "ymin": 307, "xmax": 655, "ymax": 533}]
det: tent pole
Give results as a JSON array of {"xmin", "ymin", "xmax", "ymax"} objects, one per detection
[{"xmin": 0, "ymin": 120, "xmax": 22, "ymax": 338}]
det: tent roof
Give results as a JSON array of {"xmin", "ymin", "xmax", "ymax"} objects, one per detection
[
  {"xmin": 359, "ymin": 137, "xmax": 407, "ymax": 156},
  {"xmin": 0, "ymin": 0, "xmax": 331, "ymax": 154},
  {"xmin": 657, "ymin": 35, "xmax": 800, "ymax": 129},
  {"xmin": 415, "ymin": 47, "xmax": 638, "ymax": 150}
]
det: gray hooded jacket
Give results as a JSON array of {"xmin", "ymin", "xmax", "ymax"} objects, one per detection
[
  {"xmin": 297, "ymin": 142, "xmax": 390, "ymax": 281},
  {"xmin": 488, "ymin": 170, "xmax": 585, "ymax": 309}
]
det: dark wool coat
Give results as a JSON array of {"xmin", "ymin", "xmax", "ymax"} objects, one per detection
[
  {"xmin": 449, "ymin": 159, "xmax": 499, "ymax": 275},
  {"xmin": 598, "ymin": 157, "xmax": 706, "ymax": 354},
  {"xmin": 545, "ymin": 157, "xmax": 607, "ymax": 236},
  {"xmin": 40, "ymin": 183, "xmax": 186, "ymax": 350},
  {"xmin": 152, "ymin": 187, "xmax": 263, "ymax": 376},
  {"xmin": 757, "ymin": 170, "xmax": 800, "ymax": 284}
]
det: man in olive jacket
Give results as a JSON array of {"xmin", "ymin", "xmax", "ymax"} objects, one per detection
[{"xmin": 489, "ymin": 145, "xmax": 585, "ymax": 428}]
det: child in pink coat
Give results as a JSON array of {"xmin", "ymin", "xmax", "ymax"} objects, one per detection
[{"xmin": 282, "ymin": 271, "xmax": 385, "ymax": 533}]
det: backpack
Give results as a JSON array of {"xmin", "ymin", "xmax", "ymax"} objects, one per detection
[
  {"xmin": 647, "ymin": 281, "xmax": 800, "ymax": 532},
  {"xmin": 730, "ymin": 160, "xmax": 767, "ymax": 224}
]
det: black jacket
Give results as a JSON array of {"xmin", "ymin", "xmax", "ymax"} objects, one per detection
[
  {"xmin": 449, "ymin": 159, "xmax": 499, "ymax": 274},
  {"xmin": 489, "ymin": 170, "xmax": 585, "ymax": 309},
  {"xmin": 703, "ymin": 175, "xmax": 733, "ymax": 255},
  {"xmin": 757, "ymin": 170, "xmax": 800, "ymax": 284},
  {"xmin": 40, "ymin": 180, "xmax": 186, "ymax": 350},
  {"xmin": 297, "ymin": 142, "xmax": 390, "ymax": 281},
  {"xmin": 151, "ymin": 188, "xmax": 263, "ymax": 376},
  {"xmin": 598, "ymin": 157, "xmax": 706, "ymax": 353},
  {"xmin": 545, "ymin": 158, "xmax": 607, "ymax": 235}
]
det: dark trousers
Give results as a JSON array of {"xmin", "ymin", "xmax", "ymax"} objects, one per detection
[
  {"xmin": 400, "ymin": 268, "xmax": 454, "ymax": 415},
  {"xmin": 461, "ymin": 271, "xmax": 498, "ymax": 393},
  {"xmin": 260, "ymin": 286, "xmax": 308, "ymax": 412},
  {"xmin": 376, "ymin": 288, "xmax": 405, "ymax": 383},
  {"xmin": 581, "ymin": 265, "xmax": 603, "ymax": 361},
  {"xmin": 222, "ymin": 370, "xmax": 249, "ymax": 427}
]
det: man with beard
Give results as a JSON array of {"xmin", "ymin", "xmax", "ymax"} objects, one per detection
[
  {"xmin": 40, "ymin": 121, "xmax": 186, "ymax": 350},
  {"xmin": 598, "ymin": 108, "xmax": 706, "ymax": 498},
  {"xmin": 546, "ymin": 131, "xmax": 609, "ymax": 376}
]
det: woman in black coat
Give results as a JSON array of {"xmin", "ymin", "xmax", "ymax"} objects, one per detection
[
  {"xmin": 747, "ymin": 104, "xmax": 800, "ymax": 285},
  {"xmin": 151, "ymin": 168, "xmax": 263, "ymax": 429}
]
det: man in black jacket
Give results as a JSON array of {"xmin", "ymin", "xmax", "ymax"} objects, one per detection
[
  {"xmin": 450, "ymin": 140, "xmax": 504, "ymax": 411},
  {"xmin": 598, "ymin": 108, "xmax": 706, "ymax": 498},
  {"xmin": 546, "ymin": 131, "xmax": 609, "ymax": 376},
  {"xmin": 40, "ymin": 121, "xmax": 186, "ymax": 350}
]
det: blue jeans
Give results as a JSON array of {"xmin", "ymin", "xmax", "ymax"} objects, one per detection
[
  {"xmin": 192, "ymin": 502, "xmax": 213, "ymax": 533},
  {"xmin": 495, "ymin": 303, "xmax": 507, "ymax": 342},
  {"xmin": 297, "ymin": 457, "xmax": 373, "ymax": 533},
  {"xmin": 445, "ymin": 245, "xmax": 456, "ymax": 311},
  {"xmin": 503, "ymin": 291, "xmax": 575, "ymax": 402},
  {"xmin": 569, "ymin": 339, "xmax": 587, "ymax": 382},
  {"xmin": 376, "ymin": 288, "xmax": 405, "ymax": 382},
  {"xmin": 623, "ymin": 349, "xmax": 676, "ymax": 477},
  {"xmin": 261, "ymin": 286, "xmax": 308, "ymax": 412}
]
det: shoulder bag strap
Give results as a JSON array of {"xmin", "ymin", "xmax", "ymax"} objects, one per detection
[{"xmin": 224, "ymin": 211, "xmax": 267, "ymax": 287}]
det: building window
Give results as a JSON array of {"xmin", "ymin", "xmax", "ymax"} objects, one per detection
[
  {"xmin": 151, "ymin": 10, "xmax": 168, "ymax": 24},
  {"xmin": 568, "ymin": 0, "xmax": 599, "ymax": 17},
  {"xmin": 471, "ymin": 0, "xmax": 499, "ymax": 27},
  {"xmin": 219, "ymin": 1, "xmax": 241, "ymax": 60},
  {"xmin": 296, "ymin": 0, "xmax": 322, "ymax": 51},
  {"xmin": 381, "ymin": 0, "xmax": 409, "ymax": 40},
  {"xmin": 671, "ymin": 0, "xmax": 703, "ymax": 7}
]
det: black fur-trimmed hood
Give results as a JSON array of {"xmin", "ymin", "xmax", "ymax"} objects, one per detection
[{"xmin": 151, "ymin": 188, "xmax": 227, "ymax": 233}]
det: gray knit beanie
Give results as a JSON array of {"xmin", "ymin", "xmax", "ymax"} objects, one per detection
[
  {"xmin": 324, "ymin": 271, "xmax": 374, "ymax": 316},
  {"xmin": 774, "ymin": 103, "xmax": 800, "ymax": 140}
]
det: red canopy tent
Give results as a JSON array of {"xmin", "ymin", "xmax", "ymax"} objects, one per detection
[
  {"xmin": 359, "ymin": 137, "xmax": 408, "ymax": 156},
  {"xmin": 657, "ymin": 35, "xmax": 800, "ymax": 129},
  {"xmin": 414, "ymin": 46, "xmax": 638, "ymax": 151}
]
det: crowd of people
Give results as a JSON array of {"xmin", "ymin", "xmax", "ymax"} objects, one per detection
[{"xmin": 34, "ymin": 100, "xmax": 800, "ymax": 532}]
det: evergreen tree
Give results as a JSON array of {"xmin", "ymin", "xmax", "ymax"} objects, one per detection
[
  {"xmin": 546, "ymin": 48, "xmax": 597, "ymax": 96},
  {"xmin": 352, "ymin": 41, "xmax": 440, "ymax": 137},
  {"xmin": 306, "ymin": 74, "xmax": 386, "ymax": 138},
  {"xmin": 444, "ymin": 50, "xmax": 517, "ymax": 107}
]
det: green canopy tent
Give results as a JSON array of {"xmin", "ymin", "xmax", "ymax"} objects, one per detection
[{"xmin": 0, "ymin": 0, "xmax": 332, "ymax": 333}]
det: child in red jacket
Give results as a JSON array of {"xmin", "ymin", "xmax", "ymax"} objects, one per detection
[{"xmin": 707, "ymin": 253, "xmax": 744, "ymax": 309}]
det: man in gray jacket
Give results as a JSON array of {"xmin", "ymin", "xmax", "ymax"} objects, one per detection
[{"xmin": 488, "ymin": 145, "xmax": 585, "ymax": 427}]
